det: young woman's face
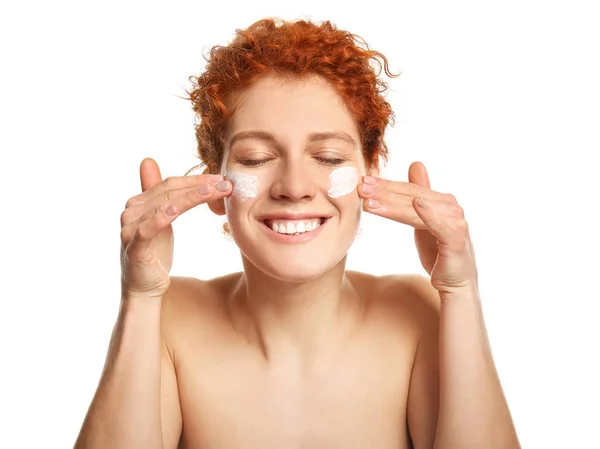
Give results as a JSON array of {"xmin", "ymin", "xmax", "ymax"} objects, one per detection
[{"xmin": 221, "ymin": 76, "xmax": 368, "ymax": 282}]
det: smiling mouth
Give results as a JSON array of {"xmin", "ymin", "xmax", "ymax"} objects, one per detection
[{"xmin": 262, "ymin": 218, "xmax": 328, "ymax": 235}]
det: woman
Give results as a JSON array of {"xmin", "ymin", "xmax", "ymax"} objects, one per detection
[{"xmin": 75, "ymin": 18, "xmax": 520, "ymax": 449}]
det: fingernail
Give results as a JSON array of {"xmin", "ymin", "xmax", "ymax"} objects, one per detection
[
  {"xmin": 216, "ymin": 180, "xmax": 231, "ymax": 192},
  {"xmin": 368, "ymin": 199, "xmax": 382, "ymax": 209},
  {"xmin": 361, "ymin": 184, "xmax": 375, "ymax": 195},
  {"xmin": 206, "ymin": 174, "xmax": 224, "ymax": 181},
  {"xmin": 198, "ymin": 184, "xmax": 211, "ymax": 195},
  {"xmin": 417, "ymin": 196, "xmax": 427, "ymax": 208},
  {"xmin": 165, "ymin": 204, "xmax": 177, "ymax": 216},
  {"xmin": 363, "ymin": 176, "xmax": 378, "ymax": 186}
]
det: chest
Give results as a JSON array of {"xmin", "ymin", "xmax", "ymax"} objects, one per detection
[{"xmin": 175, "ymin": 341, "xmax": 414, "ymax": 449}]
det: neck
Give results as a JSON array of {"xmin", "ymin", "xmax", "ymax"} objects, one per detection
[{"xmin": 228, "ymin": 256, "xmax": 365, "ymax": 367}]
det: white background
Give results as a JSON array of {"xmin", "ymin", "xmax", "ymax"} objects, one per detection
[{"xmin": 1, "ymin": 0, "xmax": 599, "ymax": 447}]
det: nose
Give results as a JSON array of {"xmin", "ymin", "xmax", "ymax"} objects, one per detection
[{"xmin": 270, "ymin": 159, "xmax": 317, "ymax": 202}]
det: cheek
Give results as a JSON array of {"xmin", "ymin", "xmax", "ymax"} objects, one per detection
[
  {"xmin": 224, "ymin": 171, "xmax": 259, "ymax": 232},
  {"xmin": 225, "ymin": 171, "xmax": 259, "ymax": 202},
  {"xmin": 327, "ymin": 166, "xmax": 360, "ymax": 199}
]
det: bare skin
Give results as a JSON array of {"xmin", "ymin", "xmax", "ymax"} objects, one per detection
[
  {"xmin": 160, "ymin": 271, "xmax": 440, "ymax": 449},
  {"xmin": 75, "ymin": 72, "xmax": 519, "ymax": 448}
]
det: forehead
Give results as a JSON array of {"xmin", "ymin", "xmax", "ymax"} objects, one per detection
[{"xmin": 226, "ymin": 76, "xmax": 359, "ymax": 142}]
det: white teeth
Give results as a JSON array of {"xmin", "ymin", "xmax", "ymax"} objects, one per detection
[{"xmin": 268, "ymin": 219, "xmax": 322, "ymax": 235}]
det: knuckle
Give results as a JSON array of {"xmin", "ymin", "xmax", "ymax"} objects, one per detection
[
  {"xmin": 120, "ymin": 209, "xmax": 134, "ymax": 227},
  {"xmin": 125, "ymin": 197, "xmax": 138, "ymax": 209},
  {"xmin": 163, "ymin": 177, "xmax": 175, "ymax": 188},
  {"xmin": 134, "ymin": 223, "xmax": 149, "ymax": 242},
  {"xmin": 164, "ymin": 189, "xmax": 177, "ymax": 202},
  {"xmin": 120, "ymin": 226, "xmax": 132, "ymax": 244},
  {"xmin": 407, "ymin": 182, "xmax": 419, "ymax": 194},
  {"xmin": 444, "ymin": 193, "xmax": 457, "ymax": 204},
  {"xmin": 456, "ymin": 219, "xmax": 469, "ymax": 234}
]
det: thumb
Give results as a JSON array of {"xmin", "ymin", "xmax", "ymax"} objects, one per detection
[
  {"xmin": 140, "ymin": 158, "xmax": 163, "ymax": 192},
  {"xmin": 408, "ymin": 161, "xmax": 431, "ymax": 188}
]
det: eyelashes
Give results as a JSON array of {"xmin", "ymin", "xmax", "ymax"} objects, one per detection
[
  {"xmin": 236, "ymin": 158, "xmax": 269, "ymax": 167},
  {"xmin": 235, "ymin": 156, "xmax": 348, "ymax": 167}
]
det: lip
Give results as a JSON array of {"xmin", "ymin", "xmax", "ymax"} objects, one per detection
[
  {"xmin": 257, "ymin": 212, "xmax": 331, "ymax": 221},
  {"xmin": 259, "ymin": 217, "xmax": 329, "ymax": 244}
]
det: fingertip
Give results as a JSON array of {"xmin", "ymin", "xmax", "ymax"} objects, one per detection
[
  {"xmin": 362, "ymin": 175, "xmax": 378, "ymax": 186},
  {"xmin": 366, "ymin": 198, "xmax": 382, "ymax": 210},
  {"xmin": 359, "ymin": 183, "xmax": 376, "ymax": 196},
  {"xmin": 140, "ymin": 158, "xmax": 163, "ymax": 192},
  {"xmin": 165, "ymin": 204, "xmax": 178, "ymax": 216},
  {"xmin": 216, "ymin": 180, "xmax": 232, "ymax": 192}
]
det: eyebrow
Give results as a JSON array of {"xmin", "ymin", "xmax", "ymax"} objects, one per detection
[{"xmin": 227, "ymin": 130, "xmax": 358, "ymax": 150}]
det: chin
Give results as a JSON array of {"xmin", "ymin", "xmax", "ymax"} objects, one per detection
[
  {"xmin": 230, "ymin": 217, "xmax": 357, "ymax": 282},
  {"xmin": 240, "ymin": 245, "xmax": 347, "ymax": 283},
  {"xmin": 265, "ymin": 260, "xmax": 339, "ymax": 283}
]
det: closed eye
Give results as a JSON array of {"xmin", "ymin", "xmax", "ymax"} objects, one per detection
[
  {"xmin": 236, "ymin": 157, "xmax": 348, "ymax": 166},
  {"xmin": 237, "ymin": 159, "xmax": 273, "ymax": 166},
  {"xmin": 316, "ymin": 157, "xmax": 347, "ymax": 165}
]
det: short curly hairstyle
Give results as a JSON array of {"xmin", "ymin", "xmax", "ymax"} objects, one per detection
[{"xmin": 186, "ymin": 17, "xmax": 399, "ymax": 175}]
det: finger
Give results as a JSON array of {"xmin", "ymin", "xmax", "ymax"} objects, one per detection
[
  {"xmin": 412, "ymin": 196, "xmax": 469, "ymax": 252},
  {"xmin": 408, "ymin": 161, "xmax": 431, "ymax": 189},
  {"xmin": 361, "ymin": 176, "xmax": 424, "ymax": 196},
  {"xmin": 121, "ymin": 196, "xmax": 177, "ymax": 249},
  {"xmin": 140, "ymin": 179, "xmax": 232, "ymax": 222},
  {"xmin": 124, "ymin": 203, "xmax": 178, "ymax": 258},
  {"xmin": 129, "ymin": 180, "xmax": 233, "ymax": 246},
  {"xmin": 363, "ymin": 194, "xmax": 462, "ymax": 229},
  {"xmin": 140, "ymin": 158, "xmax": 163, "ymax": 192},
  {"xmin": 358, "ymin": 176, "xmax": 453, "ymax": 203},
  {"xmin": 123, "ymin": 179, "xmax": 233, "ymax": 230},
  {"xmin": 363, "ymin": 195, "xmax": 426, "ymax": 229},
  {"xmin": 128, "ymin": 173, "xmax": 224, "ymax": 208}
]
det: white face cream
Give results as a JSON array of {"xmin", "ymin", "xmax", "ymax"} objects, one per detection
[
  {"xmin": 328, "ymin": 166, "xmax": 360, "ymax": 198},
  {"xmin": 225, "ymin": 171, "xmax": 258, "ymax": 202}
]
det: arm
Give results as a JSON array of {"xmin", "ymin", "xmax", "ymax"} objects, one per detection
[
  {"xmin": 75, "ymin": 158, "xmax": 230, "ymax": 448},
  {"xmin": 434, "ymin": 287, "xmax": 520, "ymax": 449},
  {"xmin": 407, "ymin": 277, "xmax": 520, "ymax": 449},
  {"xmin": 73, "ymin": 296, "xmax": 182, "ymax": 449},
  {"xmin": 355, "ymin": 163, "xmax": 520, "ymax": 447}
]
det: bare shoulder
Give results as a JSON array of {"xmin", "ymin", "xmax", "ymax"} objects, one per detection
[
  {"xmin": 159, "ymin": 273, "xmax": 242, "ymax": 354},
  {"xmin": 346, "ymin": 270, "xmax": 441, "ymax": 340},
  {"xmin": 162, "ymin": 273, "xmax": 241, "ymax": 310}
]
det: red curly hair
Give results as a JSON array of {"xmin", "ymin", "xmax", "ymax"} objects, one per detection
[{"xmin": 186, "ymin": 18, "xmax": 399, "ymax": 175}]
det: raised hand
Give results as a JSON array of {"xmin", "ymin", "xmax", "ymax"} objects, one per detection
[
  {"xmin": 358, "ymin": 161, "xmax": 478, "ymax": 295},
  {"xmin": 119, "ymin": 158, "xmax": 232, "ymax": 298}
]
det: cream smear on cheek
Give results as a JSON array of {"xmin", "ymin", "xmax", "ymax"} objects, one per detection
[
  {"xmin": 327, "ymin": 166, "xmax": 360, "ymax": 198},
  {"xmin": 224, "ymin": 171, "xmax": 259, "ymax": 202}
]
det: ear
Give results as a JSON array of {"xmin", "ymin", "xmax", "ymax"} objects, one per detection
[{"xmin": 208, "ymin": 198, "xmax": 227, "ymax": 216}]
